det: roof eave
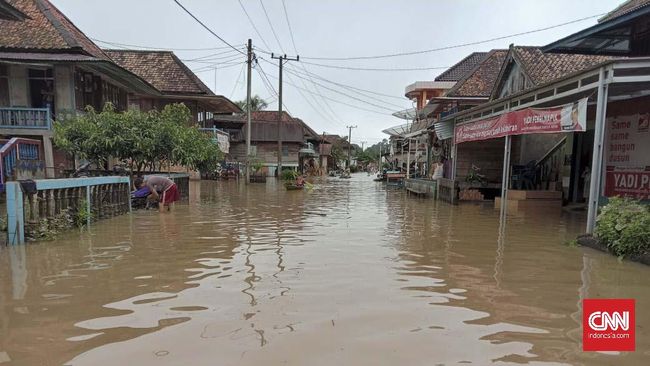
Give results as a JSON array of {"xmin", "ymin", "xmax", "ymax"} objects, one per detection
[{"xmin": 542, "ymin": 6, "xmax": 650, "ymax": 55}]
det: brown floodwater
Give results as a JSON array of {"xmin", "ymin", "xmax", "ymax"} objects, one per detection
[{"xmin": 0, "ymin": 176, "xmax": 648, "ymax": 365}]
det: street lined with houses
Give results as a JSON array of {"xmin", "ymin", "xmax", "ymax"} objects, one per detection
[{"xmin": 0, "ymin": 0, "xmax": 649, "ymax": 364}]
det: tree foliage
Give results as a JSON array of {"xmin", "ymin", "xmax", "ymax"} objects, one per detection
[
  {"xmin": 234, "ymin": 95, "xmax": 268, "ymax": 113},
  {"xmin": 53, "ymin": 103, "xmax": 223, "ymax": 174}
]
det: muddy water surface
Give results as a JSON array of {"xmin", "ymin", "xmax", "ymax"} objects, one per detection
[{"xmin": 0, "ymin": 176, "xmax": 648, "ymax": 365}]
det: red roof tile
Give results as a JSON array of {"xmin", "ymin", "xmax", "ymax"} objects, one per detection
[
  {"xmin": 512, "ymin": 46, "xmax": 614, "ymax": 86},
  {"xmin": 599, "ymin": 0, "xmax": 650, "ymax": 22},
  {"xmin": 446, "ymin": 50, "xmax": 508, "ymax": 97},
  {"xmin": 0, "ymin": 0, "xmax": 109, "ymax": 60},
  {"xmin": 435, "ymin": 52, "xmax": 488, "ymax": 82},
  {"xmin": 105, "ymin": 50, "xmax": 214, "ymax": 95}
]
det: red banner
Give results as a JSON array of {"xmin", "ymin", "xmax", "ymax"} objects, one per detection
[
  {"xmin": 604, "ymin": 168, "xmax": 650, "ymax": 200},
  {"xmin": 454, "ymin": 98, "xmax": 587, "ymax": 144}
]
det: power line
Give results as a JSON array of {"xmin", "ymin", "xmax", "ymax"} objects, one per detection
[
  {"xmin": 229, "ymin": 62, "xmax": 247, "ymax": 98},
  {"xmin": 278, "ymin": 0, "xmax": 346, "ymax": 125},
  {"xmin": 299, "ymin": 13, "xmax": 606, "ymax": 60},
  {"xmin": 283, "ymin": 66, "xmax": 404, "ymax": 111},
  {"xmin": 171, "ymin": 0, "xmax": 246, "ymax": 56},
  {"xmin": 92, "ymin": 37, "xmax": 242, "ymax": 51},
  {"xmin": 237, "ymin": 0, "xmax": 273, "ymax": 51},
  {"xmin": 263, "ymin": 69, "xmax": 392, "ymax": 116},
  {"xmin": 236, "ymin": 1, "xmax": 338, "ymax": 124},
  {"xmin": 183, "ymin": 54, "xmax": 246, "ymax": 65},
  {"xmin": 284, "ymin": 64, "xmax": 407, "ymax": 101},
  {"xmin": 192, "ymin": 61, "xmax": 247, "ymax": 73},
  {"xmin": 258, "ymin": 0, "xmax": 285, "ymax": 53},
  {"xmin": 300, "ymin": 60, "xmax": 450, "ymax": 72},
  {"xmin": 181, "ymin": 49, "xmax": 245, "ymax": 62}
]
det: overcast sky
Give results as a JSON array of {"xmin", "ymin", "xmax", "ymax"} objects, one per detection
[{"xmin": 52, "ymin": 0, "xmax": 622, "ymax": 145}]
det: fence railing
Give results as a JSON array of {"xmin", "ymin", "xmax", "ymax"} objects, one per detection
[
  {"xmin": 0, "ymin": 107, "xmax": 52, "ymax": 130},
  {"xmin": 0, "ymin": 138, "xmax": 43, "ymax": 192},
  {"xmin": 6, "ymin": 176, "xmax": 131, "ymax": 245}
]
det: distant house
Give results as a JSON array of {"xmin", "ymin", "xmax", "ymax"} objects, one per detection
[
  {"xmin": 104, "ymin": 50, "xmax": 240, "ymax": 123},
  {"xmin": 210, "ymin": 111, "xmax": 319, "ymax": 176}
]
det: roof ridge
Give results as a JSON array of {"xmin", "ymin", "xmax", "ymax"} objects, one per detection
[
  {"xmin": 446, "ymin": 49, "xmax": 507, "ymax": 97},
  {"xmin": 104, "ymin": 48, "xmax": 174, "ymax": 54},
  {"xmin": 434, "ymin": 51, "xmax": 489, "ymax": 82},
  {"xmin": 31, "ymin": 0, "xmax": 109, "ymax": 59}
]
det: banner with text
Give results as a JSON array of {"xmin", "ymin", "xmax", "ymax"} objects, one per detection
[
  {"xmin": 604, "ymin": 113, "xmax": 650, "ymax": 200},
  {"xmin": 454, "ymin": 98, "xmax": 587, "ymax": 144}
]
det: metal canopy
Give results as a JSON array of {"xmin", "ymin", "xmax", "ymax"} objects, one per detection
[
  {"xmin": 543, "ymin": 6, "xmax": 650, "ymax": 56},
  {"xmin": 441, "ymin": 58, "xmax": 650, "ymax": 128}
]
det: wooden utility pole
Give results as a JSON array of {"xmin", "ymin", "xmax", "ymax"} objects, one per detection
[
  {"xmin": 271, "ymin": 53, "xmax": 299, "ymax": 177},
  {"xmin": 245, "ymin": 39, "xmax": 252, "ymax": 184},
  {"xmin": 346, "ymin": 125, "xmax": 357, "ymax": 168}
]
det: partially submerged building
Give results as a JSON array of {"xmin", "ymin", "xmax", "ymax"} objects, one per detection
[
  {"xmin": 0, "ymin": 0, "xmax": 239, "ymax": 186},
  {"xmin": 210, "ymin": 111, "xmax": 319, "ymax": 176},
  {"xmin": 431, "ymin": 0, "xmax": 650, "ymax": 233}
]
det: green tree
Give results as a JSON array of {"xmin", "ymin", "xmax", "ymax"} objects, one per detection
[
  {"xmin": 53, "ymin": 103, "xmax": 223, "ymax": 174},
  {"xmin": 234, "ymin": 95, "xmax": 268, "ymax": 113}
]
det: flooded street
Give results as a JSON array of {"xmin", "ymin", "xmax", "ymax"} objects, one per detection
[{"xmin": 1, "ymin": 176, "xmax": 648, "ymax": 365}]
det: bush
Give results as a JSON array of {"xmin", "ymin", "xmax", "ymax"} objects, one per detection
[
  {"xmin": 282, "ymin": 169, "xmax": 298, "ymax": 182},
  {"xmin": 595, "ymin": 197, "xmax": 650, "ymax": 258},
  {"xmin": 349, "ymin": 165, "xmax": 359, "ymax": 173}
]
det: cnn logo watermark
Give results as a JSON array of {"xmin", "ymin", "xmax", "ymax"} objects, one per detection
[{"xmin": 583, "ymin": 299, "xmax": 635, "ymax": 351}]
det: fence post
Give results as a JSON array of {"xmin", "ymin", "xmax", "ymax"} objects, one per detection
[
  {"xmin": 86, "ymin": 184, "xmax": 91, "ymax": 227},
  {"xmin": 6, "ymin": 182, "xmax": 25, "ymax": 245}
]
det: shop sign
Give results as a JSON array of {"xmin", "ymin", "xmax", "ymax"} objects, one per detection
[
  {"xmin": 604, "ymin": 113, "xmax": 650, "ymax": 200},
  {"xmin": 454, "ymin": 98, "xmax": 587, "ymax": 144}
]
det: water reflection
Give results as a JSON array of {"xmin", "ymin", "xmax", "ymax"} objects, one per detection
[{"xmin": 0, "ymin": 178, "xmax": 648, "ymax": 365}]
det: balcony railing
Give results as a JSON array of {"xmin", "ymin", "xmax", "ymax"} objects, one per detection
[{"xmin": 0, "ymin": 107, "xmax": 52, "ymax": 130}]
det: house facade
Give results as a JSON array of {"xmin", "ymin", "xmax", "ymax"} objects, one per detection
[
  {"xmin": 104, "ymin": 50, "xmax": 240, "ymax": 123},
  {"xmin": 0, "ymin": 0, "xmax": 239, "ymax": 183},
  {"xmin": 430, "ymin": 0, "xmax": 650, "ymax": 233},
  {"xmin": 210, "ymin": 111, "xmax": 319, "ymax": 176}
]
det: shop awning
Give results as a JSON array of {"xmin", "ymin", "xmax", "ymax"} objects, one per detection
[{"xmin": 542, "ymin": 5, "xmax": 650, "ymax": 56}]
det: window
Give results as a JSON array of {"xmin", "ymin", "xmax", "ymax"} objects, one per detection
[
  {"xmin": 282, "ymin": 145, "xmax": 289, "ymax": 157},
  {"xmin": 28, "ymin": 67, "xmax": 54, "ymax": 112},
  {"xmin": 0, "ymin": 65, "xmax": 9, "ymax": 106}
]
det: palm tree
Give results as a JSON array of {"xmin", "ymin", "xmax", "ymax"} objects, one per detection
[{"xmin": 235, "ymin": 95, "xmax": 269, "ymax": 113}]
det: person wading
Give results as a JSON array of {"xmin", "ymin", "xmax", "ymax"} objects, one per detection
[{"xmin": 134, "ymin": 176, "xmax": 179, "ymax": 212}]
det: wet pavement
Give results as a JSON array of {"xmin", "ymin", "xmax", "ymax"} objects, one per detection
[{"xmin": 0, "ymin": 175, "xmax": 648, "ymax": 365}]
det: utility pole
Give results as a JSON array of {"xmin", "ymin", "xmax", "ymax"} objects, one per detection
[
  {"xmin": 360, "ymin": 141, "xmax": 367, "ymax": 151},
  {"xmin": 271, "ymin": 53, "xmax": 299, "ymax": 177},
  {"xmin": 245, "ymin": 39, "xmax": 252, "ymax": 184},
  {"xmin": 346, "ymin": 125, "xmax": 357, "ymax": 168}
]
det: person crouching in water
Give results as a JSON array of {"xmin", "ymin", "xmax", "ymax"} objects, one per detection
[{"xmin": 134, "ymin": 176, "xmax": 179, "ymax": 212}]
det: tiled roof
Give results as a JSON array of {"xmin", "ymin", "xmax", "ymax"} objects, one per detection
[
  {"xmin": 0, "ymin": 0, "xmax": 109, "ymax": 60},
  {"xmin": 599, "ymin": 0, "xmax": 650, "ymax": 22},
  {"xmin": 435, "ymin": 52, "xmax": 488, "ymax": 82},
  {"xmin": 446, "ymin": 49, "xmax": 508, "ymax": 97},
  {"xmin": 105, "ymin": 50, "xmax": 214, "ymax": 95},
  {"xmin": 250, "ymin": 110, "xmax": 295, "ymax": 122},
  {"xmin": 513, "ymin": 46, "xmax": 614, "ymax": 86}
]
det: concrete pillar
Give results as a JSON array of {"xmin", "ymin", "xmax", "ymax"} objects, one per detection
[
  {"xmin": 54, "ymin": 64, "xmax": 75, "ymax": 116},
  {"xmin": 42, "ymin": 136, "xmax": 55, "ymax": 178}
]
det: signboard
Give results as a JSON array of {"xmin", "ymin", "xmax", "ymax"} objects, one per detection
[
  {"xmin": 454, "ymin": 98, "xmax": 587, "ymax": 144},
  {"xmin": 604, "ymin": 113, "xmax": 650, "ymax": 200}
]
